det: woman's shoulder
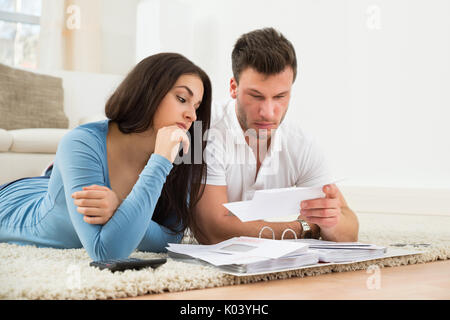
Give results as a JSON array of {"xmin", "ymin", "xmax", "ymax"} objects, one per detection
[
  {"xmin": 75, "ymin": 119, "xmax": 109, "ymax": 136},
  {"xmin": 59, "ymin": 120, "xmax": 109, "ymax": 152}
]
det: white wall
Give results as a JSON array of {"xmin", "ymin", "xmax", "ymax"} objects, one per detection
[
  {"xmin": 136, "ymin": 0, "xmax": 450, "ymax": 192},
  {"xmin": 39, "ymin": 0, "xmax": 139, "ymax": 75},
  {"xmin": 101, "ymin": 0, "xmax": 140, "ymax": 74}
]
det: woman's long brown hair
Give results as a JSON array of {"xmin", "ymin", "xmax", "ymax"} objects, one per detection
[{"xmin": 105, "ymin": 53, "xmax": 211, "ymax": 234}]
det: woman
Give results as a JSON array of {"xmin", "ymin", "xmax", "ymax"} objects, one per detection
[{"xmin": 0, "ymin": 53, "xmax": 212, "ymax": 261}]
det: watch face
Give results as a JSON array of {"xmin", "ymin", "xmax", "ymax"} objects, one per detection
[
  {"xmin": 300, "ymin": 220, "xmax": 311, "ymax": 231},
  {"xmin": 297, "ymin": 219, "xmax": 312, "ymax": 238}
]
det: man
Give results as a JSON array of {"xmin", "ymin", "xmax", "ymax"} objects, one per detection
[{"xmin": 193, "ymin": 28, "xmax": 359, "ymax": 244}]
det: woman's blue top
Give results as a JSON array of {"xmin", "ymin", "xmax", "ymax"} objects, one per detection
[{"xmin": 0, "ymin": 120, "xmax": 183, "ymax": 261}]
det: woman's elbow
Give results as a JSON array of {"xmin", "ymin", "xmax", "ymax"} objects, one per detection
[{"xmin": 86, "ymin": 242, "xmax": 130, "ymax": 261}]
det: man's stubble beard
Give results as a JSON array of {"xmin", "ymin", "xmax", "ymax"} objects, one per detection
[{"xmin": 235, "ymin": 94, "xmax": 288, "ymax": 142}]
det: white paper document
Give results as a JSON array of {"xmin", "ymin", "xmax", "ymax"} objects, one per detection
[
  {"xmin": 168, "ymin": 236, "xmax": 310, "ymax": 265},
  {"xmin": 223, "ymin": 185, "xmax": 326, "ymax": 222},
  {"xmin": 289, "ymin": 238, "xmax": 387, "ymax": 250},
  {"xmin": 167, "ymin": 237, "xmax": 317, "ymax": 274},
  {"xmin": 285, "ymin": 239, "xmax": 388, "ymax": 262},
  {"xmin": 167, "ymin": 237, "xmax": 422, "ymax": 276}
]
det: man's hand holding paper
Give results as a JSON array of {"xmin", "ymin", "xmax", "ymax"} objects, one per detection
[
  {"xmin": 222, "ymin": 181, "xmax": 343, "ymax": 224},
  {"xmin": 299, "ymin": 184, "xmax": 342, "ymax": 230}
]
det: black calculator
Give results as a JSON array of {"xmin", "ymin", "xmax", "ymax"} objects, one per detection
[{"xmin": 89, "ymin": 257, "xmax": 167, "ymax": 272}]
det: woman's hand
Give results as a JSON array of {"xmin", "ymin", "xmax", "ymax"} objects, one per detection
[
  {"xmin": 71, "ymin": 185, "xmax": 121, "ymax": 225},
  {"xmin": 154, "ymin": 125, "xmax": 190, "ymax": 163}
]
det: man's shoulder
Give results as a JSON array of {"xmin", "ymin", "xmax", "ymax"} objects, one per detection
[
  {"xmin": 277, "ymin": 120, "xmax": 314, "ymax": 146},
  {"xmin": 274, "ymin": 121, "xmax": 327, "ymax": 168}
]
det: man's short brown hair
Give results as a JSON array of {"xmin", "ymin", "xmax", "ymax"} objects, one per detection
[{"xmin": 231, "ymin": 27, "xmax": 297, "ymax": 83}]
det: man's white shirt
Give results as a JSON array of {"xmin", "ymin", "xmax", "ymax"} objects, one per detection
[{"xmin": 204, "ymin": 99, "xmax": 333, "ymax": 202}]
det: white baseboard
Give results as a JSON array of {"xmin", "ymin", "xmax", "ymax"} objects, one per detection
[{"xmin": 339, "ymin": 185, "xmax": 450, "ymax": 216}]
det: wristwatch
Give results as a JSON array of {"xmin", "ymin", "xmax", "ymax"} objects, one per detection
[{"xmin": 297, "ymin": 219, "xmax": 312, "ymax": 239}]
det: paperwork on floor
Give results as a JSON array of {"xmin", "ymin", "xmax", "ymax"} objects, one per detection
[
  {"xmin": 167, "ymin": 237, "xmax": 422, "ymax": 276},
  {"xmin": 288, "ymin": 238, "xmax": 388, "ymax": 263},
  {"xmin": 167, "ymin": 236, "xmax": 316, "ymax": 275}
]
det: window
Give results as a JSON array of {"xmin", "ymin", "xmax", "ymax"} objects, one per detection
[{"xmin": 0, "ymin": 0, "xmax": 41, "ymax": 69}]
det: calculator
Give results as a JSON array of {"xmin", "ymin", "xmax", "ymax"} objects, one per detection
[{"xmin": 89, "ymin": 257, "xmax": 167, "ymax": 272}]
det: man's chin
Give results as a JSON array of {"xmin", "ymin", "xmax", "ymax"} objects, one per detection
[{"xmin": 244, "ymin": 127, "xmax": 276, "ymax": 140}]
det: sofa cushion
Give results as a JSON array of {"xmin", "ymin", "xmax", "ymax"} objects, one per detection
[
  {"xmin": 0, "ymin": 63, "xmax": 69, "ymax": 130},
  {"xmin": 9, "ymin": 128, "xmax": 69, "ymax": 153},
  {"xmin": 0, "ymin": 153, "xmax": 56, "ymax": 184},
  {"xmin": 0, "ymin": 129, "xmax": 13, "ymax": 152}
]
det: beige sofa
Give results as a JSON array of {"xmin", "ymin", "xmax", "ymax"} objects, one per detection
[{"xmin": 0, "ymin": 65, "xmax": 123, "ymax": 185}]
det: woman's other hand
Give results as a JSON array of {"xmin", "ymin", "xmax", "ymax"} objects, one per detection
[{"xmin": 71, "ymin": 185, "xmax": 121, "ymax": 225}]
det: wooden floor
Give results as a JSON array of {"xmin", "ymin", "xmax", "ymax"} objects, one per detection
[{"xmin": 123, "ymin": 260, "xmax": 450, "ymax": 300}]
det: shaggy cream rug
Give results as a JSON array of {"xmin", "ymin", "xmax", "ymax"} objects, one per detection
[{"xmin": 1, "ymin": 212, "xmax": 449, "ymax": 300}]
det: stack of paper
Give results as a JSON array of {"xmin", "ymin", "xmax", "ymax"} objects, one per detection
[
  {"xmin": 289, "ymin": 239, "xmax": 387, "ymax": 263},
  {"xmin": 167, "ymin": 236, "xmax": 319, "ymax": 275},
  {"xmin": 167, "ymin": 237, "xmax": 421, "ymax": 276}
]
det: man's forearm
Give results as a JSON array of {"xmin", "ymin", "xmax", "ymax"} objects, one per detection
[{"xmin": 319, "ymin": 206, "xmax": 359, "ymax": 242}]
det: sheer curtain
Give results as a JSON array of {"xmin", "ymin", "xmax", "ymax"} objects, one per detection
[{"xmin": 38, "ymin": 0, "xmax": 101, "ymax": 72}]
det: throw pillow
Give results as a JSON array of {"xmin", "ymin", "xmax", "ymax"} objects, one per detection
[{"xmin": 0, "ymin": 63, "xmax": 69, "ymax": 130}]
